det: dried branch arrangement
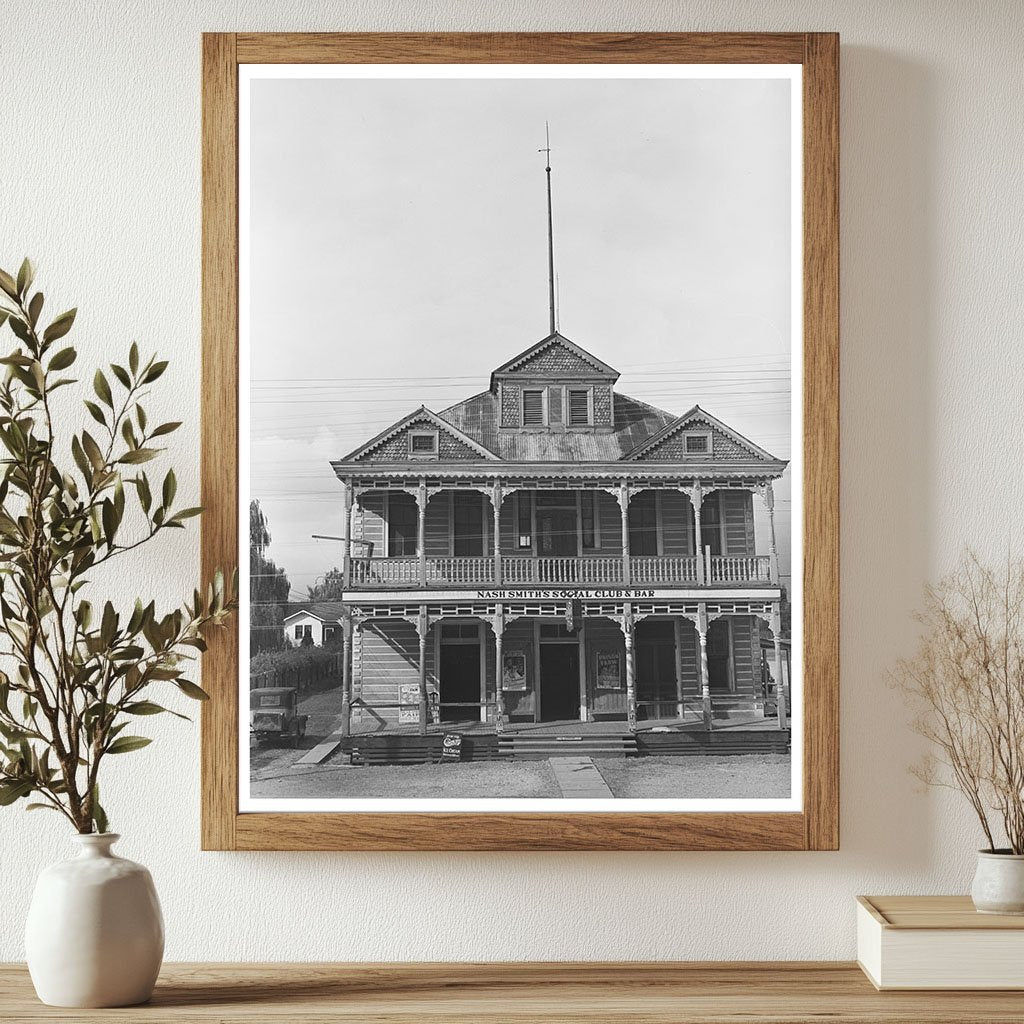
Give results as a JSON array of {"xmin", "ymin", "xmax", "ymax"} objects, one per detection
[
  {"xmin": 895, "ymin": 553, "xmax": 1024, "ymax": 853},
  {"xmin": 0, "ymin": 259, "xmax": 234, "ymax": 833}
]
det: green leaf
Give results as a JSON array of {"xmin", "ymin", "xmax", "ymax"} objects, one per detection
[
  {"xmin": 42, "ymin": 308, "xmax": 77, "ymax": 344},
  {"xmin": 9, "ymin": 316, "xmax": 31, "ymax": 344},
  {"xmin": 142, "ymin": 360, "xmax": 168, "ymax": 383},
  {"xmin": 175, "ymin": 679, "xmax": 210, "ymax": 701},
  {"xmin": 0, "ymin": 269, "xmax": 18, "ymax": 300},
  {"xmin": 129, "ymin": 342, "xmax": 139, "ymax": 375},
  {"xmin": 162, "ymin": 468, "xmax": 176, "ymax": 508},
  {"xmin": 135, "ymin": 473, "xmax": 152, "ymax": 513},
  {"xmin": 16, "ymin": 257, "xmax": 34, "ymax": 298},
  {"xmin": 168, "ymin": 507, "xmax": 202, "ymax": 524},
  {"xmin": 81, "ymin": 431, "xmax": 105, "ymax": 471},
  {"xmin": 121, "ymin": 418, "xmax": 137, "ymax": 449},
  {"xmin": 150, "ymin": 421, "xmax": 182, "ymax": 438},
  {"xmin": 118, "ymin": 448, "xmax": 158, "ymax": 465},
  {"xmin": 105, "ymin": 735, "xmax": 152, "ymax": 755},
  {"xmin": 27, "ymin": 291, "xmax": 43, "ymax": 328},
  {"xmin": 0, "ymin": 779, "xmax": 33, "ymax": 805},
  {"xmin": 110, "ymin": 363, "xmax": 131, "ymax": 388},
  {"xmin": 93, "ymin": 369, "xmax": 113, "ymax": 408},
  {"xmin": 84, "ymin": 400, "xmax": 106, "ymax": 427},
  {"xmin": 48, "ymin": 346, "xmax": 77, "ymax": 371},
  {"xmin": 91, "ymin": 785, "xmax": 108, "ymax": 834},
  {"xmin": 26, "ymin": 802, "xmax": 61, "ymax": 813}
]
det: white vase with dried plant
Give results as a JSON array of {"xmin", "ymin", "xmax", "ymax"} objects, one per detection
[{"xmin": 896, "ymin": 554, "xmax": 1024, "ymax": 914}]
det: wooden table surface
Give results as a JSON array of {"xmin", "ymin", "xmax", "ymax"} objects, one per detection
[{"xmin": 3, "ymin": 962, "xmax": 1024, "ymax": 1023}]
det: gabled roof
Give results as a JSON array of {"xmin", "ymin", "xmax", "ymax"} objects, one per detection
[
  {"xmin": 623, "ymin": 405, "xmax": 782, "ymax": 463},
  {"xmin": 283, "ymin": 601, "xmax": 348, "ymax": 624},
  {"xmin": 336, "ymin": 405, "xmax": 499, "ymax": 463},
  {"xmin": 489, "ymin": 332, "xmax": 619, "ymax": 389}
]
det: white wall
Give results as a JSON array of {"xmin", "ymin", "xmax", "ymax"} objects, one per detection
[{"xmin": 2, "ymin": 0, "xmax": 1022, "ymax": 961}]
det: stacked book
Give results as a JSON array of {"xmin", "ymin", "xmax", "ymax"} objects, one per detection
[{"xmin": 857, "ymin": 895, "xmax": 1024, "ymax": 989}]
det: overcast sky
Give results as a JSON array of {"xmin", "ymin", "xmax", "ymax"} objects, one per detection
[{"xmin": 247, "ymin": 72, "xmax": 794, "ymax": 596}]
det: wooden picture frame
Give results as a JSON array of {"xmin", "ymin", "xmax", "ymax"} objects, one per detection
[{"xmin": 202, "ymin": 32, "xmax": 838, "ymax": 851}]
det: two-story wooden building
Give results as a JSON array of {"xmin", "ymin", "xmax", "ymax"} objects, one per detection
[{"xmin": 328, "ymin": 331, "xmax": 789, "ymax": 739}]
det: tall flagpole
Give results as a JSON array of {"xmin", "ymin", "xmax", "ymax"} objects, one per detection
[{"xmin": 539, "ymin": 122, "xmax": 556, "ymax": 336}]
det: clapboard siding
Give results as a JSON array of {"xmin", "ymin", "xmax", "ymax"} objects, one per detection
[
  {"xmin": 424, "ymin": 493, "xmax": 449, "ymax": 557},
  {"xmin": 730, "ymin": 616, "xmax": 757, "ymax": 695},
  {"xmin": 356, "ymin": 621, "xmax": 436, "ymax": 725},
  {"xmin": 359, "ymin": 493, "xmax": 385, "ymax": 553},
  {"xmin": 678, "ymin": 618, "xmax": 700, "ymax": 695},
  {"xmin": 595, "ymin": 491, "xmax": 622, "ymax": 555}
]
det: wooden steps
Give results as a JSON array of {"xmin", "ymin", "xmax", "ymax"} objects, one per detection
[
  {"xmin": 499, "ymin": 734, "xmax": 638, "ymax": 760},
  {"xmin": 636, "ymin": 730, "xmax": 790, "ymax": 755},
  {"xmin": 345, "ymin": 734, "xmax": 504, "ymax": 765}
]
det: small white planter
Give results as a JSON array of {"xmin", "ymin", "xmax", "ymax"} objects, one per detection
[
  {"xmin": 971, "ymin": 850, "xmax": 1024, "ymax": 915},
  {"xmin": 25, "ymin": 833, "xmax": 164, "ymax": 1007}
]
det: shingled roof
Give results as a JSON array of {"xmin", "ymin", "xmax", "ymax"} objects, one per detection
[{"xmin": 437, "ymin": 390, "xmax": 677, "ymax": 462}]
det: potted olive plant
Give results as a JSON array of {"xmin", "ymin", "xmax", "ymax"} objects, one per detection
[
  {"xmin": 896, "ymin": 553, "xmax": 1024, "ymax": 913},
  {"xmin": 0, "ymin": 260, "xmax": 234, "ymax": 1006}
]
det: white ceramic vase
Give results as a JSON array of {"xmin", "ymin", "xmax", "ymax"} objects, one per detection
[
  {"xmin": 971, "ymin": 850, "xmax": 1024, "ymax": 915},
  {"xmin": 25, "ymin": 833, "xmax": 164, "ymax": 1007}
]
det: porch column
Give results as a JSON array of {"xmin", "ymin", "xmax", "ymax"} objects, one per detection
[
  {"xmin": 763, "ymin": 481, "xmax": 780, "ymax": 584},
  {"xmin": 493, "ymin": 605, "xmax": 505, "ymax": 734},
  {"xmin": 673, "ymin": 619, "xmax": 685, "ymax": 720},
  {"xmin": 623, "ymin": 603, "xmax": 637, "ymax": 732},
  {"xmin": 417, "ymin": 604, "xmax": 429, "ymax": 736},
  {"xmin": 688, "ymin": 482, "xmax": 706, "ymax": 585},
  {"xmin": 771, "ymin": 602, "xmax": 787, "ymax": 730},
  {"xmin": 697, "ymin": 602, "xmax": 712, "ymax": 732},
  {"xmin": 619, "ymin": 481, "xmax": 631, "ymax": 585},
  {"xmin": 342, "ymin": 480, "xmax": 353, "ymax": 589},
  {"xmin": 417, "ymin": 479, "xmax": 427, "ymax": 586},
  {"xmin": 340, "ymin": 613, "xmax": 353, "ymax": 738},
  {"xmin": 492, "ymin": 480, "xmax": 503, "ymax": 586}
]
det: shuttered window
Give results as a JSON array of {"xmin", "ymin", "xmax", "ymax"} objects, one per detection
[
  {"xmin": 522, "ymin": 389, "xmax": 544, "ymax": 425},
  {"xmin": 387, "ymin": 494, "xmax": 418, "ymax": 556},
  {"xmin": 568, "ymin": 388, "xmax": 590, "ymax": 425},
  {"xmin": 548, "ymin": 386, "xmax": 562, "ymax": 424},
  {"xmin": 453, "ymin": 492, "xmax": 485, "ymax": 556},
  {"xmin": 628, "ymin": 492, "xmax": 658, "ymax": 556}
]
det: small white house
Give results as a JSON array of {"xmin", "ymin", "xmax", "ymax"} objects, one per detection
[{"xmin": 282, "ymin": 603, "xmax": 345, "ymax": 648}]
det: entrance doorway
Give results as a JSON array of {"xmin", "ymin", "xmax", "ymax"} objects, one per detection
[
  {"xmin": 539, "ymin": 643, "xmax": 580, "ymax": 722},
  {"xmin": 438, "ymin": 623, "xmax": 481, "ymax": 722},
  {"xmin": 707, "ymin": 619, "xmax": 733, "ymax": 691},
  {"xmin": 635, "ymin": 620, "xmax": 678, "ymax": 720}
]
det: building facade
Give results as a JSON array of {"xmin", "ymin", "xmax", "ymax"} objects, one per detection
[{"xmin": 330, "ymin": 332, "xmax": 789, "ymax": 736}]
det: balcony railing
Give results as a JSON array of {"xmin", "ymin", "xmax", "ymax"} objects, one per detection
[{"xmin": 349, "ymin": 553, "xmax": 773, "ymax": 589}]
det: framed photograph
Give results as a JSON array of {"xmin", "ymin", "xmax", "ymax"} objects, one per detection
[
  {"xmin": 202, "ymin": 32, "xmax": 838, "ymax": 851},
  {"xmin": 595, "ymin": 650, "xmax": 623, "ymax": 691},
  {"xmin": 502, "ymin": 651, "xmax": 528, "ymax": 692}
]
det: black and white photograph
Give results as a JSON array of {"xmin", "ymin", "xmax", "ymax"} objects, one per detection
[{"xmin": 240, "ymin": 64, "xmax": 802, "ymax": 812}]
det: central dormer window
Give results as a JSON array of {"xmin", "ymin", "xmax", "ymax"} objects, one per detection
[
  {"xmin": 409, "ymin": 430, "xmax": 438, "ymax": 459},
  {"xmin": 568, "ymin": 388, "xmax": 591, "ymax": 426},
  {"xmin": 522, "ymin": 389, "xmax": 545, "ymax": 426}
]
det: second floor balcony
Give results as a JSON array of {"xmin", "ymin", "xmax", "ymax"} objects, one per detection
[
  {"xmin": 349, "ymin": 552, "xmax": 774, "ymax": 590},
  {"xmin": 342, "ymin": 485, "xmax": 781, "ymax": 593}
]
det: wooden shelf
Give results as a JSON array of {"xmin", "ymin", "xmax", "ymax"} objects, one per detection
[{"xmin": 4, "ymin": 962, "xmax": 1024, "ymax": 1022}]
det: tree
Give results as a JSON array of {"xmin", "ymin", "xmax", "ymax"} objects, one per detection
[
  {"xmin": 249, "ymin": 500, "xmax": 290, "ymax": 653},
  {"xmin": 0, "ymin": 259, "xmax": 234, "ymax": 832},
  {"xmin": 308, "ymin": 566, "xmax": 344, "ymax": 601}
]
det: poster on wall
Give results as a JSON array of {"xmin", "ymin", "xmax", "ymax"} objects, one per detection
[{"xmin": 202, "ymin": 32, "xmax": 838, "ymax": 851}]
